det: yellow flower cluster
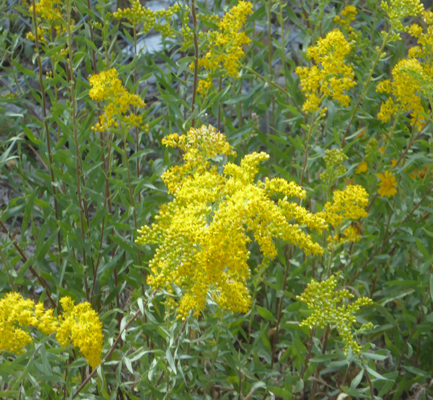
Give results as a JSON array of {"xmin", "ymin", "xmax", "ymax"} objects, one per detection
[
  {"xmin": 297, "ymin": 275, "xmax": 373, "ymax": 355},
  {"xmin": 377, "ymin": 171, "xmax": 398, "ymax": 197},
  {"xmin": 296, "ymin": 30, "xmax": 357, "ymax": 112},
  {"xmin": 26, "ymin": 0, "xmax": 66, "ymax": 43},
  {"xmin": 113, "ymin": 0, "xmax": 181, "ymax": 37},
  {"xmin": 136, "ymin": 125, "xmax": 325, "ymax": 320},
  {"xmin": 377, "ymin": 58, "xmax": 432, "ymax": 126},
  {"xmin": 322, "ymin": 185, "xmax": 369, "ymax": 227},
  {"xmin": 334, "ymin": 5, "xmax": 358, "ymax": 28},
  {"xmin": 0, "ymin": 293, "xmax": 103, "ymax": 368},
  {"xmin": 381, "ymin": 0, "xmax": 424, "ymax": 38},
  {"xmin": 89, "ymin": 68, "xmax": 146, "ymax": 132},
  {"xmin": 56, "ymin": 297, "xmax": 103, "ymax": 369},
  {"xmin": 320, "ymin": 149, "xmax": 348, "ymax": 186},
  {"xmin": 192, "ymin": 1, "xmax": 253, "ymax": 94},
  {"xmin": 0, "ymin": 293, "xmax": 58, "ymax": 354}
]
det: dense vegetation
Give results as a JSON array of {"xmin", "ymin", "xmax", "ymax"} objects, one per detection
[{"xmin": 1, "ymin": 0, "xmax": 433, "ymax": 398}]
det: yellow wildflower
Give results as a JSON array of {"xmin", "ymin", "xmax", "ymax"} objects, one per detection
[
  {"xmin": 137, "ymin": 125, "xmax": 325, "ymax": 320},
  {"xmin": 321, "ymin": 185, "xmax": 369, "ymax": 227},
  {"xmin": 378, "ymin": 10, "xmax": 433, "ymax": 126},
  {"xmin": 297, "ymin": 275, "xmax": 373, "ymax": 355},
  {"xmin": 194, "ymin": 1, "xmax": 253, "ymax": 94},
  {"xmin": 113, "ymin": 0, "xmax": 182, "ymax": 37},
  {"xmin": 377, "ymin": 171, "xmax": 398, "ymax": 197},
  {"xmin": 57, "ymin": 297, "xmax": 103, "ymax": 369},
  {"xmin": 381, "ymin": 0, "xmax": 424, "ymax": 37},
  {"xmin": 27, "ymin": 0, "xmax": 66, "ymax": 43},
  {"xmin": 296, "ymin": 30, "xmax": 357, "ymax": 112},
  {"xmin": 0, "ymin": 293, "xmax": 58, "ymax": 354},
  {"xmin": 342, "ymin": 224, "xmax": 362, "ymax": 243},
  {"xmin": 334, "ymin": 5, "xmax": 358, "ymax": 29},
  {"xmin": 355, "ymin": 161, "xmax": 368, "ymax": 174},
  {"xmin": 89, "ymin": 68, "xmax": 146, "ymax": 132}
]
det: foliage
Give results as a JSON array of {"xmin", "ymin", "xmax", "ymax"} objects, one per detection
[{"xmin": 0, "ymin": 0, "xmax": 433, "ymax": 398}]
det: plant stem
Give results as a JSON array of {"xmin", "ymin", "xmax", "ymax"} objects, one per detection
[
  {"xmin": 0, "ymin": 246, "xmax": 16, "ymax": 291},
  {"xmin": 300, "ymin": 113, "xmax": 316, "ymax": 187},
  {"xmin": 191, "ymin": 0, "xmax": 199, "ymax": 127},
  {"xmin": 204, "ymin": 323, "xmax": 222, "ymax": 396},
  {"xmin": 268, "ymin": 0, "xmax": 275, "ymax": 130},
  {"xmin": 341, "ymin": 32, "xmax": 390, "ymax": 146},
  {"xmin": 30, "ymin": 0, "xmax": 62, "ymax": 266},
  {"xmin": 133, "ymin": 25, "xmax": 141, "ymax": 204},
  {"xmin": 66, "ymin": 0, "xmax": 89, "ymax": 301}
]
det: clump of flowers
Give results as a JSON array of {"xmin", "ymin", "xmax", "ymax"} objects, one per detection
[
  {"xmin": 320, "ymin": 149, "xmax": 348, "ymax": 187},
  {"xmin": 190, "ymin": 1, "xmax": 253, "ymax": 94},
  {"xmin": 113, "ymin": 0, "xmax": 181, "ymax": 37},
  {"xmin": 322, "ymin": 185, "xmax": 369, "ymax": 227},
  {"xmin": 377, "ymin": 58, "xmax": 432, "ymax": 126},
  {"xmin": 56, "ymin": 297, "xmax": 103, "ymax": 369},
  {"xmin": 334, "ymin": 5, "xmax": 357, "ymax": 28},
  {"xmin": 296, "ymin": 29, "xmax": 357, "ymax": 112},
  {"xmin": 321, "ymin": 185, "xmax": 369, "ymax": 246},
  {"xmin": 89, "ymin": 68, "xmax": 146, "ymax": 132},
  {"xmin": 0, "ymin": 293, "xmax": 103, "ymax": 369},
  {"xmin": 297, "ymin": 275, "xmax": 373, "ymax": 355},
  {"xmin": 377, "ymin": 171, "xmax": 398, "ymax": 197},
  {"xmin": 136, "ymin": 125, "xmax": 326, "ymax": 320},
  {"xmin": 0, "ymin": 293, "xmax": 58, "ymax": 354},
  {"xmin": 381, "ymin": 0, "xmax": 424, "ymax": 40},
  {"xmin": 26, "ymin": 0, "xmax": 66, "ymax": 43}
]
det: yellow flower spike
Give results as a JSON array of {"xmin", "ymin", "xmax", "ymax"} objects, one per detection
[
  {"xmin": 28, "ymin": 0, "xmax": 66, "ymax": 44},
  {"xmin": 355, "ymin": 161, "xmax": 368, "ymax": 174},
  {"xmin": 381, "ymin": 0, "xmax": 424, "ymax": 36},
  {"xmin": 137, "ymin": 125, "xmax": 325, "ymax": 319},
  {"xmin": 89, "ymin": 68, "xmax": 146, "ymax": 133},
  {"xmin": 297, "ymin": 275, "xmax": 373, "ymax": 355},
  {"xmin": 57, "ymin": 297, "xmax": 103, "ymax": 369},
  {"xmin": 0, "ymin": 293, "xmax": 58, "ymax": 354},
  {"xmin": 377, "ymin": 171, "xmax": 398, "ymax": 197},
  {"xmin": 321, "ymin": 185, "xmax": 369, "ymax": 227},
  {"xmin": 296, "ymin": 30, "xmax": 357, "ymax": 112},
  {"xmin": 194, "ymin": 1, "xmax": 253, "ymax": 93}
]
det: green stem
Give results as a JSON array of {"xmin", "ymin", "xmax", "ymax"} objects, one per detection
[
  {"xmin": 341, "ymin": 32, "xmax": 390, "ymax": 146},
  {"xmin": 204, "ymin": 323, "xmax": 222, "ymax": 396},
  {"xmin": 0, "ymin": 246, "xmax": 16, "ymax": 291},
  {"xmin": 66, "ymin": 0, "xmax": 89, "ymax": 301},
  {"xmin": 30, "ymin": 0, "xmax": 62, "ymax": 269}
]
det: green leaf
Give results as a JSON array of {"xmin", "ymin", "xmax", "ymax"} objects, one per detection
[
  {"xmin": 256, "ymin": 306, "xmax": 275, "ymax": 321},
  {"xmin": 365, "ymin": 365, "xmax": 390, "ymax": 381}
]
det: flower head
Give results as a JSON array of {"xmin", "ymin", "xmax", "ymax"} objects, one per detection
[
  {"xmin": 381, "ymin": 0, "xmax": 424, "ymax": 38},
  {"xmin": 57, "ymin": 297, "xmax": 103, "ymax": 368},
  {"xmin": 355, "ymin": 161, "xmax": 368, "ymax": 174},
  {"xmin": 89, "ymin": 68, "xmax": 146, "ymax": 132},
  {"xmin": 113, "ymin": 1, "xmax": 182, "ymax": 37},
  {"xmin": 296, "ymin": 30, "xmax": 357, "ymax": 112},
  {"xmin": 192, "ymin": 1, "xmax": 253, "ymax": 94},
  {"xmin": 321, "ymin": 185, "xmax": 369, "ymax": 227},
  {"xmin": 297, "ymin": 275, "xmax": 373, "ymax": 355},
  {"xmin": 27, "ymin": 0, "xmax": 66, "ymax": 43},
  {"xmin": 0, "ymin": 293, "xmax": 58, "ymax": 354},
  {"xmin": 377, "ymin": 171, "xmax": 398, "ymax": 197},
  {"xmin": 137, "ymin": 125, "xmax": 325, "ymax": 319}
]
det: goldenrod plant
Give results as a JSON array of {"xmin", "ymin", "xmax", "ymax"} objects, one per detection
[{"xmin": 1, "ymin": 0, "xmax": 433, "ymax": 398}]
